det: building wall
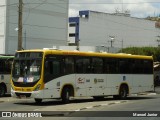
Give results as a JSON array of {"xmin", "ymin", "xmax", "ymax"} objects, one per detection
[
  {"xmin": 0, "ymin": 0, "xmax": 6, "ymax": 54},
  {"xmin": 68, "ymin": 10, "xmax": 160, "ymax": 50},
  {"xmin": 1, "ymin": 0, "xmax": 68, "ymax": 54}
]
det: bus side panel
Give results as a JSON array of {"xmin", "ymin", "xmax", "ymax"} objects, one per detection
[
  {"xmin": 43, "ymin": 74, "xmax": 76, "ymax": 99},
  {"xmin": 131, "ymin": 75, "xmax": 154, "ymax": 94},
  {"xmin": 75, "ymin": 74, "xmax": 107, "ymax": 97},
  {"xmin": 93, "ymin": 74, "xmax": 107, "ymax": 96},
  {"xmin": 106, "ymin": 74, "xmax": 133, "ymax": 95},
  {"xmin": 0, "ymin": 74, "xmax": 11, "ymax": 94},
  {"xmin": 75, "ymin": 74, "xmax": 87, "ymax": 97}
]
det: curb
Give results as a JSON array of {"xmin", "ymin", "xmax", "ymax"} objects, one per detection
[
  {"xmin": 73, "ymin": 100, "xmax": 127, "ymax": 112},
  {"xmin": 137, "ymin": 92, "xmax": 157, "ymax": 95},
  {"xmin": 40, "ymin": 100, "xmax": 128, "ymax": 117}
]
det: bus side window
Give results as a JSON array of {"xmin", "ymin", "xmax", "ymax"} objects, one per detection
[
  {"xmin": 104, "ymin": 58, "xmax": 118, "ymax": 74},
  {"xmin": 143, "ymin": 60, "xmax": 153, "ymax": 74},
  {"xmin": 64, "ymin": 57, "xmax": 74, "ymax": 74},
  {"xmin": 92, "ymin": 58, "xmax": 103, "ymax": 73},
  {"xmin": 0, "ymin": 59, "xmax": 5, "ymax": 74},
  {"xmin": 5, "ymin": 58, "xmax": 13, "ymax": 74},
  {"xmin": 46, "ymin": 61, "xmax": 53, "ymax": 74},
  {"xmin": 76, "ymin": 57, "xmax": 91, "ymax": 73},
  {"xmin": 53, "ymin": 61, "xmax": 60, "ymax": 76}
]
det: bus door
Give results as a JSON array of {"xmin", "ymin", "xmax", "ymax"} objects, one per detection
[{"xmin": 44, "ymin": 55, "xmax": 62, "ymax": 98}]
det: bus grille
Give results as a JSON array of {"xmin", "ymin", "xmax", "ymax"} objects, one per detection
[{"xmin": 15, "ymin": 93, "xmax": 31, "ymax": 98}]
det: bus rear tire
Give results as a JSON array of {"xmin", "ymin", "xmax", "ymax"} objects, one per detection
[
  {"xmin": 119, "ymin": 85, "xmax": 128, "ymax": 99},
  {"xmin": 113, "ymin": 85, "xmax": 128, "ymax": 100},
  {"xmin": 35, "ymin": 98, "xmax": 42, "ymax": 104},
  {"xmin": 0, "ymin": 84, "xmax": 6, "ymax": 97},
  {"xmin": 62, "ymin": 88, "xmax": 70, "ymax": 104}
]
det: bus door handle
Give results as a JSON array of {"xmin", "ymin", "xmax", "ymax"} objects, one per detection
[{"xmin": 44, "ymin": 88, "xmax": 49, "ymax": 90}]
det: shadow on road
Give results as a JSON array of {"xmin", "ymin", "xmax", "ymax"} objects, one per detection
[
  {"xmin": 13, "ymin": 95, "xmax": 156, "ymax": 106},
  {"xmin": 127, "ymin": 96, "xmax": 156, "ymax": 100},
  {"xmin": 0, "ymin": 94, "xmax": 11, "ymax": 97}
]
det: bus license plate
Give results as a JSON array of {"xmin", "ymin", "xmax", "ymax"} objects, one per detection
[{"xmin": 19, "ymin": 95, "xmax": 26, "ymax": 99}]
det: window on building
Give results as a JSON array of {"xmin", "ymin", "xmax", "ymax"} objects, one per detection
[
  {"xmin": 69, "ymin": 33, "xmax": 76, "ymax": 37},
  {"xmin": 69, "ymin": 23, "xmax": 76, "ymax": 27}
]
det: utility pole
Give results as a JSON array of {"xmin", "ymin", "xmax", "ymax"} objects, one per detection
[
  {"xmin": 24, "ymin": 30, "xmax": 26, "ymax": 49},
  {"xmin": 121, "ymin": 39, "xmax": 123, "ymax": 49},
  {"xmin": 76, "ymin": 39, "xmax": 80, "ymax": 51},
  {"xmin": 109, "ymin": 36, "xmax": 115, "ymax": 47},
  {"xmin": 18, "ymin": 0, "xmax": 23, "ymax": 50}
]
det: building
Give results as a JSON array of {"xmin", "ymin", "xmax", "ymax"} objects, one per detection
[
  {"xmin": 68, "ymin": 10, "xmax": 160, "ymax": 52},
  {"xmin": 0, "ymin": 0, "xmax": 68, "ymax": 54}
]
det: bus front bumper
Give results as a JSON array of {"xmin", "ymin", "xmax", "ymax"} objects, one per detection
[{"xmin": 11, "ymin": 88, "xmax": 43, "ymax": 99}]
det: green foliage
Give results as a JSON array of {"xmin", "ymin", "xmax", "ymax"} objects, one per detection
[{"xmin": 119, "ymin": 47, "xmax": 160, "ymax": 61}]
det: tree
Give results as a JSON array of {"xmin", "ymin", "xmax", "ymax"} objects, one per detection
[{"xmin": 119, "ymin": 47, "xmax": 160, "ymax": 61}]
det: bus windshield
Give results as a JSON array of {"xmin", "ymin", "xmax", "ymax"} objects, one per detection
[{"xmin": 12, "ymin": 52, "xmax": 43, "ymax": 83}]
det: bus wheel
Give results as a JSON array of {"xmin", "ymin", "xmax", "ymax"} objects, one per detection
[
  {"xmin": 119, "ymin": 85, "xmax": 128, "ymax": 99},
  {"xmin": 62, "ymin": 88, "xmax": 70, "ymax": 104},
  {"xmin": 35, "ymin": 98, "xmax": 42, "ymax": 104},
  {"xmin": 0, "ymin": 85, "xmax": 6, "ymax": 97},
  {"xmin": 113, "ymin": 85, "xmax": 128, "ymax": 100}
]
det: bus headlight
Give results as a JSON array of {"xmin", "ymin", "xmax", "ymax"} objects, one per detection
[{"xmin": 34, "ymin": 84, "xmax": 41, "ymax": 91}]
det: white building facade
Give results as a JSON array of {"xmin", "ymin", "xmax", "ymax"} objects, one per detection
[
  {"xmin": 68, "ymin": 10, "xmax": 160, "ymax": 52},
  {"xmin": 0, "ymin": 0, "xmax": 68, "ymax": 54}
]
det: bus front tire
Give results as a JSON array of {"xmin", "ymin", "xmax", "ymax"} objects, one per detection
[
  {"xmin": 35, "ymin": 98, "xmax": 42, "ymax": 104},
  {"xmin": 0, "ymin": 84, "xmax": 6, "ymax": 97},
  {"xmin": 62, "ymin": 88, "xmax": 70, "ymax": 104}
]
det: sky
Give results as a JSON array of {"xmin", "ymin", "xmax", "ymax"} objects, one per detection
[{"xmin": 69, "ymin": 0, "xmax": 160, "ymax": 18}]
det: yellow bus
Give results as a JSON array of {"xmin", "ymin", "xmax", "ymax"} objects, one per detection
[
  {"xmin": 11, "ymin": 49, "xmax": 154, "ymax": 103},
  {"xmin": 0, "ymin": 55, "xmax": 14, "ymax": 97}
]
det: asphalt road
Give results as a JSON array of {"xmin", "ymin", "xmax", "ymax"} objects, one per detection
[{"xmin": 0, "ymin": 92, "xmax": 160, "ymax": 120}]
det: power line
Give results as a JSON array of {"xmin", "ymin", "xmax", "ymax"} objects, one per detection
[
  {"xmin": 10, "ymin": 22, "xmax": 66, "ymax": 30},
  {"xmin": 0, "ymin": 3, "xmax": 18, "ymax": 7}
]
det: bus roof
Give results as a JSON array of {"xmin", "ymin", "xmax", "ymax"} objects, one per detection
[{"xmin": 16, "ymin": 49, "xmax": 153, "ymax": 60}]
